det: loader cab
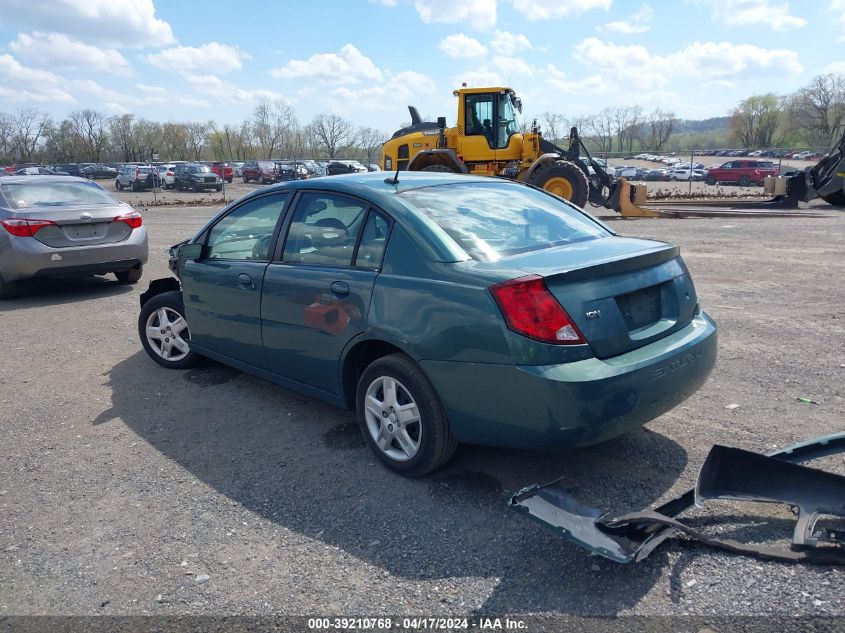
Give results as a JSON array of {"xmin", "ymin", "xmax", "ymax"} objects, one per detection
[{"xmin": 456, "ymin": 87, "xmax": 523, "ymax": 164}]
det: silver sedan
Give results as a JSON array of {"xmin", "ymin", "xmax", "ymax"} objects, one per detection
[{"xmin": 0, "ymin": 176, "xmax": 148, "ymax": 299}]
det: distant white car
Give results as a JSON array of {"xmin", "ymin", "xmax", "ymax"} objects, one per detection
[
  {"xmin": 615, "ymin": 166, "xmax": 640, "ymax": 179},
  {"xmin": 233, "ymin": 162, "xmax": 245, "ymax": 177},
  {"xmin": 747, "ymin": 150, "xmax": 763, "ymax": 157},
  {"xmin": 670, "ymin": 168, "xmax": 705, "ymax": 181},
  {"xmin": 159, "ymin": 164, "xmax": 177, "ymax": 189}
]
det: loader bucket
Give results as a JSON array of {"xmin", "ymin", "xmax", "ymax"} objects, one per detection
[{"xmin": 608, "ymin": 178, "xmax": 661, "ymax": 218}]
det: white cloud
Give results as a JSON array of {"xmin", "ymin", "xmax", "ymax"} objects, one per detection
[
  {"xmin": 490, "ymin": 31, "xmax": 532, "ymax": 56},
  {"xmin": 832, "ymin": 0, "xmax": 845, "ymax": 39},
  {"xmin": 439, "ymin": 34, "xmax": 487, "ymax": 59},
  {"xmin": 570, "ymin": 37, "xmax": 802, "ymax": 93},
  {"xmin": 452, "ymin": 69, "xmax": 505, "ymax": 88},
  {"xmin": 701, "ymin": 0, "xmax": 807, "ymax": 31},
  {"xmin": 104, "ymin": 102, "xmax": 131, "ymax": 115},
  {"xmin": 146, "ymin": 43, "xmax": 250, "ymax": 75},
  {"xmin": 414, "ymin": 0, "xmax": 497, "ymax": 30},
  {"xmin": 271, "ymin": 44, "xmax": 383, "ymax": 83},
  {"xmin": 823, "ymin": 61, "xmax": 845, "ymax": 74},
  {"xmin": 187, "ymin": 76, "xmax": 288, "ymax": 105},
  {"xmin": 332, "ymin": 70, "xmax": 437, "ymax": 111},
  {"xmin": 511, "ymin": 0, "xmax": 611, "ymax": 21},
  {"xmin": 491, "ymin": 56, "xmax": 534, "ymax": 79},
  {"xmin": 599, "ymin": 3, "xmax": 653, "ymax": 34},
  {"xmin": 0, "ymin": 0, "xmax": 174, "ymax": 47},
  {"xmin": 9, "ymin": 32, "xmax": 132, "ymax": 76},
  {"xmin": 0, "ymin": 53, "xmax": 75, "ymax": 103}
]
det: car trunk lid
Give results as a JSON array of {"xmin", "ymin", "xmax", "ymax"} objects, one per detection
[
  {"xmin": 10, "ymin": 204, "xmax": 134, "ymax": 247},
  {"xmin": 497, "ymin": 237, "xmax": 699, "ymax": 359}
]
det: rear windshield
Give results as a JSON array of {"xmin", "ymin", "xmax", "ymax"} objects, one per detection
[
  {"xmin": 1, "ymin": 180, "xmax": 118, "ymax": 209},
  {"xmin": 399, "ymin": 182, "xmax": 610, "ymax": 261},
  {"xmin": 188, "ymin": 165, "xmax": 211, "ymax": 173}
]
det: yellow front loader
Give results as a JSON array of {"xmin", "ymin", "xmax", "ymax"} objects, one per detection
[{"xmin": 380, "ymin": 86, "xmax": 659, "ymax": 218}]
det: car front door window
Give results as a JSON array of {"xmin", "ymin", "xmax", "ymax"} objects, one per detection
[
  {"xmin": 282, "ymin": 193, "xmax": 368, "ymax": 267},
  {"xmin": 207, "ymin": 194, "xmax": 289, "ymax": 261}
]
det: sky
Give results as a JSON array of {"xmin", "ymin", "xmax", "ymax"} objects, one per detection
[{"xmin": 0, "ymin": 0, "xmax": 843, "ymax": 133}]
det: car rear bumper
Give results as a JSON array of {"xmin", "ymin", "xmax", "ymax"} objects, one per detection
[
  {"xmin": 420, "ymin": 312, "xmax": 717, "ymax": 450},
  {"xmin": 0, "ymin": 228, "xmax": 149, "ymax": 282}
]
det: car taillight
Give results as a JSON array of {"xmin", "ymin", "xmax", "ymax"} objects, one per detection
[
  {"xmin": 166, "ymin": 171, "xmax": 173, "ymax": 176},
  {"xmin": 490, "ymin": 275, "xmax": 585, "ymax": 345},
  {"xmin": 0, "ymin": 218, "xmax": 57, "ymax": 237},
  {"xmin": 135, "ymin": 168, "xmax": 141, "ymax": 178},
  {"xmin": 114, "ymin": 211, "xmax": 142, "ymax": 229}
]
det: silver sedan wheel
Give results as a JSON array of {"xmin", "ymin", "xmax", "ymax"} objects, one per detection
[
  {"xmin": 364, "ymin": 376, "xmax": 422, "ymax": 462},
  {"xmin": 145, "ymin": 307, "xmax": 190, "ymax": 362}
]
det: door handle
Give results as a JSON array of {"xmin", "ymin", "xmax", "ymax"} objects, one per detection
[
  {"xmin": 330, "ymin": 281, "xmax": 350, "ymax": 296},
  {"xmin": 237, "ymin": 272, "xmax": 254, "ymax": 289}
]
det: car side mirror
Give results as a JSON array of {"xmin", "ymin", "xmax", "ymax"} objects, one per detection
[{"xmin": 178, "ymin": 242, "xmax": 203, "ymax": 261}]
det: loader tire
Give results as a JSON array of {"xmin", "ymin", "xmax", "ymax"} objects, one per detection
[
  {"xmin": 821, "ymin": 190, "xmax": 845, "ymax": 206},
  {"xmin": 421, "ymin": 165, "xmax": 454, "ymax": 173},
  {"xmin": 530, "ymin": 161, "xmax": 589, "ymax": 208}
]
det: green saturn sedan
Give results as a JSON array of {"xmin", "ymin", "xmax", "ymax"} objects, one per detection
[{"xmin": 138, "ymin": 171, "xmax": 716, "ymax": 476}]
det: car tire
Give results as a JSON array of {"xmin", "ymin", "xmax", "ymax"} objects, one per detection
[
  {"xmin": 529, "ymin": 160, "xmax": 589, "ymax": 208},
  {"xmin": 738, "ymin": 175, "xmax": 751, "ymax": 187},
  {"xmin": 114, "ymin": 265, "xmax": 143, "ymax": 284},
  {"xmin": 243, "ymin": 176, "xmax": 249, "ymax": 184},
  {"xmin": 705, "ymin": 175, "xmax": 716, "ymax": 185},
  {"xmin": 138, "ymin": 290, "xmax": 200, "ymax": 370},
  {"xmin": 356, "ymin": 353, "xmax": 457, "ymax": 477},
  {"xmin": 216, "ymin": 185, "xmax": 223, "ymax": 192},
  {"xmin": 115, "ymin": 180, "xmax": 123, "ymax": 191},
  {"xmin": 0, "ymin": 276, "xmax": 18, "ymax": 300},
  {"xmin": 130, "ymin": 181, "xmax": 138, "ymax": 192},
  {"xmin": 227, "ymin": 177, "xmax": 232, "ymax": 183},
  {"xmin": 191, "ymin": 183, "xmax": 199, "ymax": 192}
]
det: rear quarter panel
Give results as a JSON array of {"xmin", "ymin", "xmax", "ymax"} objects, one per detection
[{"xmin": 366, "ymin": 224, "xmax": 512, "ymax": 364}]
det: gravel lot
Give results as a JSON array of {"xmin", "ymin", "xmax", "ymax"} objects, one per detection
[{"xmin": 0, "ymin": 195, "xmax": 843, "ymax": 618}]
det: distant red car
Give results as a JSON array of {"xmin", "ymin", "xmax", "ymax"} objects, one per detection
[
  {"xmin": 3, "ymin": 166, "xmax": 15, "ymax": 175},
  {"xmin": 203, "ymin": 161, "xmax": 233, "ymax": 183},
  {"xmin": 241, "ymin": 160, "xmax": 279, "ymax": 184},
  {"xmin": 704, "ymin": 160, "xmax": 780, "ymax": 186}
]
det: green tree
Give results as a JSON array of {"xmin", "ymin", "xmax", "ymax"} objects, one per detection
[{"xmin": 730, "ymin": 94, "xmax": 782, "ymax": 148}]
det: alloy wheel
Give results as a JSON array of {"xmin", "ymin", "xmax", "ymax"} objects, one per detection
[
  {"xmin": 145, "ymin": 307, "xmax": 190, "ymax": 362},
  {"xmin": 363, "ymin": 376, "xmax": 422, "ymax": 461}
]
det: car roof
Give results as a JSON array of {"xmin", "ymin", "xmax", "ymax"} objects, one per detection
[
  {"xmin": 0, "ymin": 175, "xmax": 95, "ymax": 184},
  {"xmin": 220, "ymin": 171, "xmax": 533, "ymax": 262}
]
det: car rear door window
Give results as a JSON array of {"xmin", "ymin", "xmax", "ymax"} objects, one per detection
[
  {"xmin": 355, "ymin": 211, "xmax": 390, "ymax": 270},
  {"xmin": 206, "ymin": 193, "xmax": 289, "ymax": 261},
  {"xmin": 282, "ymin": 193, "xmax": 368, "ymax": 267},
  {"xmin": 399, "ymin": 181, "xmax": 609, "ymax": 261}
]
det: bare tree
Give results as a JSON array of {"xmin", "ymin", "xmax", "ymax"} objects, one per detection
[
  {"xmin": 68, "ymin": 110, "xmax": 109, "ymax": 161},
  {"xmin": 539, "ymin": 112, "xmax": 566, "ymax": 145},
  {"xmin": 647, "ymin": 109, "xmax": 676, "ymax": 152},
  {"xmin": 109, "ymin": 114, "xmax": 135, "ymax": 161},
  {"xmin": 132, "ymin": 119, "xmax": 164, "ymax": 162},
  {"xmin": 12, "ymin": 108, "xmax": 50, "ymax": 161},
  {"xmin": 613, "ymin": 106, "xmax": 644, "ymax": 153},
  {"xmin": 311, "ymin": 114, "xmax": 355, "ymax": 159},
  {"xmin": 788, "ymin": 73, "xmax": 845, "ymax": 147},
  {"xmin": 252, "ymin": 98, "xmax": 296, "ymax": 159},
  {"xmin": 185, "ymin": 121, "xmax": 210, "ymax": 160},
  {"xmin": 0, "ymin": 113, "xmax": 14, "ymax": 163},
  {"xmin": 357, "ymin": 126, "xmax": 387, "ymax": 166},
  {"xmin": 588, "ymin": 108, "xmax": 615, "ymax": 155}
]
